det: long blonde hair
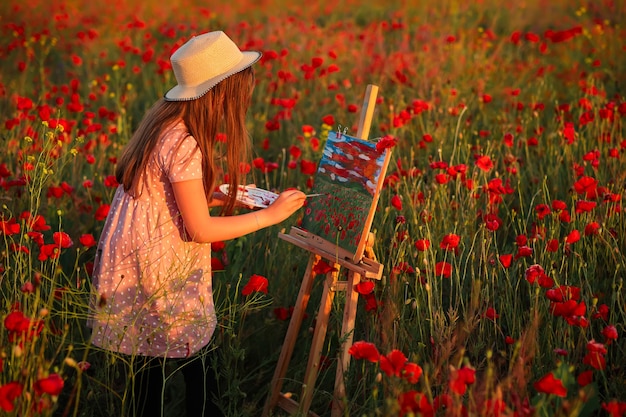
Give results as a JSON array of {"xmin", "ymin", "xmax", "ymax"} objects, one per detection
[{"xmin": 115, "ymin": 67, "xmax": 255, "ymax": 215}]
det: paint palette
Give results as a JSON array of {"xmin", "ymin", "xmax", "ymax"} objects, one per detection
[{"xmin": 219, "ymin": 184, "xmax": 279, "ymax": 208}]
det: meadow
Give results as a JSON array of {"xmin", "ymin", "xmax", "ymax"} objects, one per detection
[{"xmin": 0, "ymin": 0, "xmax": 625, "ymax": 416}]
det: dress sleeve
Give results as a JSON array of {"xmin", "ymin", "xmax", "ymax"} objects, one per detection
[{"xmin": 160, "ymin": 129, "xmax": 204, "ymax": 183}]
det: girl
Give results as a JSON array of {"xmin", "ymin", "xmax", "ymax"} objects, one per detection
[{"xmin": 90, "ymin": 31, "xmax": 306, "ymax": 416}]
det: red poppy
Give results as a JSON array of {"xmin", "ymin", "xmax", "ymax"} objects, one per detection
[
  {"xmin": 562, "ymin": 122, "xmax": 576, "ymax": 144},
  {"xmin": 34, "ymin": 374, "xmax": 64, "ymax": 396},
  {"xmin": 95, "ymin": 204, "xmax": 110, "ymax": 221},
  {"xmin": 0, "ymin": 381, "xmax": 23, "ymax": 412},
  {"xmin": 593, "ymin": 304, "xmax": 610, "ymax": 321},
  {"xmin": 27, "ymin": 232, "xmax": 44, "ymax": 247},
  {"xmin": 602, "ymin": 325, "xmax": 618, "ymax": 344},
  {"xmin": 391, "ymin": 195, "xmax": 403, "ymax": 210},
  {"xmin": 321, "ymin": 114, "xmax": 335, "ymax": 126},
  {"xmin": 239, "ymin": 162, "xmax": 251, "ymax": 174},
  {"xmin": 484, "ymin": 213, "xmax": 502, "ymax": 231},
  {"xmin": 376, "ymin": 135, "xmax": 397, "ymax": 152},
  {"xmin": 440, "ymin": 233, "xmax": 460, "ymax": 251},
  {"xmin": 475, "ymin": 155, "xmax": 494, "ymax": 172},
  {"xmin": 262, "ymin": 161, "xmax": 279, "ymax": 174},
  {"xmin": 435, "ymin": 173, "xmax": 449, "ymax": 184},
  {"xmin": 415, "ymin": 239, "xmax": 430, "ymax": 251},
  {"xmin": 211, "ymin": 257, "xmax": 225, "ymax": 271},
  {"xmin": 603, "ymin": 192, "xmax": 621, "ymax": 203},
  {"xmin": 21, "ymin": 281, "xmax": 35, "ymax": 293},
  {"xmin": 535, "ymin": 204, "xmax": 551, "ymax": 219},
  {"xmin": 546, "ymin": 238, "xmax": 559, "ymax": 252},
  {"xmin": 392, "ymin": 262, "xmax": 415, "ymax": 277},
  {"xmin": 515, "ymin": 245, "xmax": 533, "ymax": 259},
  {"xmin": 484, "ymin": 307, "xmax": 499, "ymax": 321},
  {"xmin": 522, "ymin": 32, "xmax": 539, "ymax": 43},
  {"xmin": 398, "ymin": 390, "xmax": 433, "ymax": 417},
  {"xmin": 262, "ymin": 117, "xmax": 280, "ymax": 131},
  {"xmin": 573, "ymin": 176, "xmax": 598, "ymax": 199},
  {"xmin": 433, "ymin": 393, "xmax": 453, "ymax": 412},
  {"xmin": 310, "ymin": 137, "xmax": 320, "ymax": 151},
  {"xmin": 4, "ymin": 311, "xmax": 30, "ymax": 334},
  {"xmin": 288, "ymin": 145, "xmax": 302, "ymax": 159},
  {"xmin": 53, "ymin": 232, "xmax": 74, "ymax": 248},
  {"xmin": 532, "ymin": 224, "xmax": 547, "ymax": 240},
  {"xmin": 241, "ymin": 274, "xmax": 268, "ymax": 296},
  {"xmin": 533, "ymin": 372, "xmax": 567, "ymax": 397},
  {"xmin": 552, "ymin": 200, "xmax": 567, "ymax": 211},
  {"xmin": 212, "ymin": 241, "xmax": 226, "ymax": 251},
  {"xmin": 379, "ymin": 349, "xmax": 407, "ymax": 377},
  {"xmin": 48, "ymin": 186, "xmax": 64, "ymax": 199},
  {"xmin": 103, "ymin": 175, "xmax": 119, "ymax": 188},
  {"xmin": 551, "ymin": 298, "xmax": 586, "ymax": 318},
  {"xmin": 300, "ymin": 159, "xmax": 317, "ymax": 175},
  {"xmin": 584, "ymin": 351, "xmax": 607, "ymax": 371},
  {"xmin": 602, "ymin": 400, "xmax": 626, "ymax": 417},
  {"xmin": 38, "ymin": 244, "xmax": 61, "ymax": 261},
  {"xmin": 273, "ymin": 307, "xmax": 292, "ymax": 321},
  {"xmin": 588, "ymin": 339, "xmax": 608, "ymax": 355},
  {"xmin": 575, "ymin": 200, "xmax": 596, "ymax": 213},
  {"xmin": 363, "ymin": 292, "xmax": 380, "ymax": 312},
  {"xmin": 430, "ymin": 161, "xmax": 447, "ymax": 170},
  {"xmin": 498, "ymin": 254, "xmax": 512, "ymax": 268},
  {"xmin": 77, "ymin": 361, "xmax": 91, "ymax": 371},
  {"xmin": 545, "ymin": 26, "xmax": 582, "ymax": 43},
  {"xmin": 435, "ymin": 261, "xmax": 452, "ymax": 278},
  {"xmin": 449, "ymin": 365, "xmax": 476, "ymax": 395},
  {"xmin": 565, "ymin": 229, "xmax": 580, "ymax": 244},
  {"xmin": 538, "ymin": 274, "xmax": 555, "ymax": 288},
  {"xmin": 348, "ymin": 341, "xmax": 380, "ymax": 362},
  {"xmin": 577, "ymin": 370, "xmax": 593, "ymax": 387},
  {"xmin": 4, "ymin": 311, "xmax": 43, "ymax": 343},
  {"xmin": 546, "ymin": 285, "xmax": 580, "ymax": 302},
  {"xmin": 313, "ymin": 259, "xmax": 337, "ymax": 276},
  {"xmin": 21, "ymin": 212, "xmax": 51, "ymax": 231},
  {"xmin": 501, "ymin": 133, "xmax": 514, "ymax": 148},
  {"xmin": 354, "ymin": 280, "xmax": 374, "ymax": 295},
  {"xmin": 402, "ymin": 362, "xmax": 423, "ymax": 384},
  {"xmin": 583, "ymin": 340, "xmax": 607, "ymax": 370},
  {"xmin": 0, "ymin": 218, "xmax": 20, "ymax": 236},
  {"xmin": 0, "ymin": 163, "xmax": 11, "ymax": 177}
]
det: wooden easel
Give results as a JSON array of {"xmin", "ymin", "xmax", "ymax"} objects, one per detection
[{"xmin": 263, "ymin": 85, "xmax": 383, "ymax": 417}]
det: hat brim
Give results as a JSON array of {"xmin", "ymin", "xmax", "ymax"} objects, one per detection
[{"xmin": 164, "ymin": 51, "xmax": 262, "ymax": 101}]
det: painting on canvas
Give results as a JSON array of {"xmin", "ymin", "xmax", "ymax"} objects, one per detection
[{"xmin": 300, "ymin": 130, "xmax": 391, "ymax": 261}]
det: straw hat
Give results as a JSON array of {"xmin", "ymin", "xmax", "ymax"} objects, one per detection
[{"xmin": 164, "ymin": 31, "xmax": 261, "ymax": 101}]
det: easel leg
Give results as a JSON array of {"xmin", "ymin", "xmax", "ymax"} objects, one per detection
[
  {"xmin": 263, "ymin": 254, "xmax": 320, "ymax": 417},
  {"xmin": 299, "ymin": 264, "xmax": 340, "ymax": 414},
  {"xmin": 331, "ymin": 271, "xmax": 361, "ymax": 417}
]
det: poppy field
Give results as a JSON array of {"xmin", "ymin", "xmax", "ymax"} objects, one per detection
[{"xmin": 1, "ymin": 0, "xmax": 625, "ymax": 416}]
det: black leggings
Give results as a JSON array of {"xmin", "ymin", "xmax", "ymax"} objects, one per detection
[{"xmin": 130, "ymin": 349, "xmax": 223, "ymax": 417}]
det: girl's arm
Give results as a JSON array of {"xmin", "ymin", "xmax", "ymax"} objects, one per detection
[
  {"xmin": 207, "ymin": 192, "xmax": 225, "ymax": 208},
  {"xmin": 172, "ymin": 178, "xmax": 306, "ymax": 243}
]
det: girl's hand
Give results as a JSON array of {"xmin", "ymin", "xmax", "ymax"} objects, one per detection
[{"xmin": 261, "ymin": 189, "xmax": 306, "ymax": 225}]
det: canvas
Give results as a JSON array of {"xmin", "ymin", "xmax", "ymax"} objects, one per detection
[{"xmin": 300, "ymin": 130, "xmax": 391, "ymax": 261}]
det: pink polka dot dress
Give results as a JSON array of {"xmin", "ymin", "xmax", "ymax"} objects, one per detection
[{"xmin": 91, "ymin": 121, "xmax": 214, "ymax": 358}]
